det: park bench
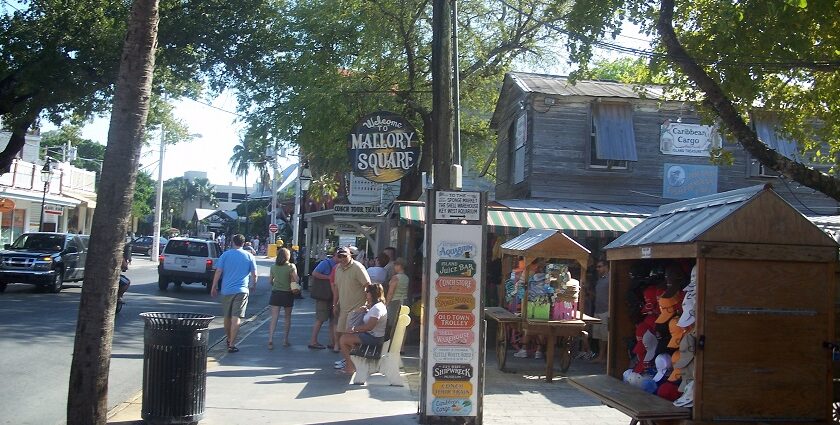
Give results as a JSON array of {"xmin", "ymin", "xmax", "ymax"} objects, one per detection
[
  {"xmin": 569, "ymin": 375, "xmax": 691, "ymax": 425},
  {"xmin": 349, "ymin": 300, "xmax": 411, "ymax": 385}
]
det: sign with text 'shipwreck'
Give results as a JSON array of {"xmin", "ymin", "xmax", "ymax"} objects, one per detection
[{"xmin": 348, "ymin": 111, "xmax": 421, "ymax": 183}]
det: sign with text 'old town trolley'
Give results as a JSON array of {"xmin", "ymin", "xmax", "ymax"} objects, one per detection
[
  {"xmin": 348, "ymin": 111, "xmax": 421, "ymax": 183},
  {"xmin": 421, "ymin": 190, "xmax": 487, "ymax": 424}
]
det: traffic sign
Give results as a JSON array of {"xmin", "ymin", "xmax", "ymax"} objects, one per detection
[{"xmin": 268, "ymin": 223, "xmax": 279, "ymax": 234}]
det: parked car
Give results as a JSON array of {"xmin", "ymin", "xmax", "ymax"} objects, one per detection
[
  {"xmin": 129, "ymin": 236, "xmax": 167, "ymax": 256},
  {"xmin": 158, "ymin": 237, "xmax": 222, "ymax": 292},
  {"xmin": 0, "ymin": 232, "xmax": 88, "ymax": 293}
]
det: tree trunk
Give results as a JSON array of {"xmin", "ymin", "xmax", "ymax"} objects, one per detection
[
  {"xmin": 657, "ymin": 0, "xmax": 840, "ymax": 202},
  {"xmin": 0, "ymin": 105, "xmax": 41, "ymax": 174},
  {"xmin": 399, "ymin": 110, "xmax": 433, "ymax": 201},
  {"xmin": 67, "ymin": 1, "xmax": 159, "ymax": 424}
]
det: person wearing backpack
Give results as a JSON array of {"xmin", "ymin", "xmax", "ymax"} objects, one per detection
[{"xmin": 308, "ymin": 250, "xmax": 337, "ymax": 350}]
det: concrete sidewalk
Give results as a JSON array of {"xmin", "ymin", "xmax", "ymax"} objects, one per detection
[{"xmin": 108, "ymin": 292, "xmax": 631, "ymax": 424}]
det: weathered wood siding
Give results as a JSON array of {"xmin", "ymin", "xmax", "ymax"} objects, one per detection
[
  {"xmin": 495, "ymin": 92, "xmax": 839, "ymax": 214},
  {"xmin": 493, "ymin": 86, "xmax": 530, "ymax": 200}
]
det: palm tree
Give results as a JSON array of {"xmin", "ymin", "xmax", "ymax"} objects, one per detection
[
  {"xmin": 229, "ymin": 138, "xmax": 270, "ymax": 184},
  {"xmin": 307, "ymin": 173, "xmax": 339, "ymax": 210},
  {"xmin": 192, "ymin": 177, "xmax": 218, "ymax": 208},
  {"xmin": 67, "ymin": 1, "xmax": 159, "ymax": 422}
]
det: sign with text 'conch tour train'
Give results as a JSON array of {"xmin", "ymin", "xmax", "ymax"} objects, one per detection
[{"xmin": 348, "ymin": 111, "xmax": 421, "ymax": 183}]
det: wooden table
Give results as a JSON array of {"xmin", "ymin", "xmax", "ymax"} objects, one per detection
[{"xmin": 485, "ymin": 306, "xmax": 599, "ymax": 382}]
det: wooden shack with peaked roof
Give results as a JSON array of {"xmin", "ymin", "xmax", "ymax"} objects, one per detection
[{"xmin": 572, "ymin": 184, "xmax": 838, "ymax": 423}]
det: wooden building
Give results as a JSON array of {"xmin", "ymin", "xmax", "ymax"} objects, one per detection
[
  {"xmin": 571, "ymin": 185, "xmax": 838, "ymax": 423},
  {"xmin": 489, "ymin": 72, "xmax": 839, "ymax": 218}
]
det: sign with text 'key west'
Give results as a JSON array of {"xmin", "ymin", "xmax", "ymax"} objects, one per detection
[{"xmin": 348, "ymin": 111, "xmax": 421, "ymax": 183}]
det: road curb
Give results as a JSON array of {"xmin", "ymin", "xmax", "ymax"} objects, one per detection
[{"xmin": 106, "ymin": 305, "xmax": 270, "ymax": 421}]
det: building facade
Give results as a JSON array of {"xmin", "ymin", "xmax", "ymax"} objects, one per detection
[
  {"xmin": 491, "ymin": 72, "xmax": 837, "ymax": 213},
  {"xmin": 0, "ymin": 129, "xmax": 97, "ymax": 243}
]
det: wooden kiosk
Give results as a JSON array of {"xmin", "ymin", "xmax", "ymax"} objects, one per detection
[
  {"xmin": 571, "ymin": 185, "xmax": 838, "ymax": 424},
  {"xmin": 485, "ymin": 229, "xmax": 599, "ymax": 382}
]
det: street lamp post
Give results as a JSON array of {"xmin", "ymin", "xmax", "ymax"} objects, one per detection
[
  {"xmin": 38, "ymin": 160, "xmax": 55, "ymax": 232},
  {"xmin": 292, "ymin": 162, "xmax": 311, "ymax": 251}
]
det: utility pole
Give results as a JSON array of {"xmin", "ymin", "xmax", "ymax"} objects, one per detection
[
  {"xmin": 431, "ymin": 0, "xmax": 453, "ymax": 190},
  {"xmin": 151, "ymin": 124, "xmax": 164, "ymax": 260}
]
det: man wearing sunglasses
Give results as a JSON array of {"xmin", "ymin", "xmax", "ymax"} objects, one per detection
[{"xmin": 332, "ymin": 246, "xmax": 371, "ymax": 370}]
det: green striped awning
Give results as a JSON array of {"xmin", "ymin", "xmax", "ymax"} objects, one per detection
[
  {"xmin": 487, "ymin": 209, "xmax": 643, "ymax": 237},
  {"xmin": 400, "ymin": 204, "xmax": 426, "ymax": 223},
  {"xmin": 399, "ymin": 205, "xmax": 643, "ymax": 237}
]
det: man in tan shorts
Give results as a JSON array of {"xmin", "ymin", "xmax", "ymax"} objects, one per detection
[{"xmin": 332, "ymin": 246, "xmax": 370, "ymax": 369}]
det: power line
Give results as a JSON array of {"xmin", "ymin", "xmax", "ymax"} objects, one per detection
[
  {"xmin": 1, "ymin": 0, "xmax": 22, "ymax": 13},
  {"xmin": 184, "ymin": 97, "xmax": 244, "ymax": 117}
]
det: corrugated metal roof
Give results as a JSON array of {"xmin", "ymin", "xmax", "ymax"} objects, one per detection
[
  {"xmin": 492, "ymin": 199, "xmax": 656, "ymax": 217},
  {"xmin": 509, "ymin": 72, "xmax": 664, "ymax": 99},
  {"xmin": 605, "ymin": 185, "xmax": 768, "ymax": 249},
  {"xmin": 500, "ymin": 229, "xmax": 562, "ymax": 252},
  {"xmin": 808, "ymin": 215, "xmax": 840, "ymax": 231}
]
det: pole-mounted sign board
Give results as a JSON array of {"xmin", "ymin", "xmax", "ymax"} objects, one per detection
[
  {"xmin": 420, "ymin": 190, "xmax": 486, "ymax": 424},
  {"xmin": 348, "ymin": 111, "xmax": 421, "ymax": 183}
]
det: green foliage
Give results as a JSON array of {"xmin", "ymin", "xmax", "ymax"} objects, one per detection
[
  {"xmin": 0, "ymin": 0, "xmax": 285, "ymax": 153},
  {"xmin": 564, "ymin": 0, "xmax": 840, "ymax": 171},
  {"xmin": 132, "ymin": 171, "xmax": 155, "ymax": 218},
  {"xmin": 578, "ymin": 57, "xmax": 668, "ymax": 85},
  {"xmin": 230, "ymin": 0, "xmax": 574, "ymax": 189},
  {"xmin": 191, "ymin": 177, "xmax": 218, "ymax": 208},
  {"xmin": 40, "ymin": 126, "xmax": 105, "ymax": 172}
]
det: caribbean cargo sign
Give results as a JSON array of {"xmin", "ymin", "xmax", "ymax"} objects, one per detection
[
  {"xmin": 348, "ymin": 111, "xmax": 420, "ymax": 183},
  {"xmin": 660, "ymin": 121, "xmax": 722, "ymax": 157}
]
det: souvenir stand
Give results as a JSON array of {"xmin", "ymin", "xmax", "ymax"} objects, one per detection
[
  {"xmin": 485, "ymin": 229, "xmax": 600, "ymax": 382},
  {"xmin": 570, "ymin": 185, "xmax": 838, "ymax": 424}
]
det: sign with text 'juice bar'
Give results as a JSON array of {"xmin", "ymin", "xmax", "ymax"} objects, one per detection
[{"xmin": 425, "ymin": 224, "xmax": 482, "ymax": 417}]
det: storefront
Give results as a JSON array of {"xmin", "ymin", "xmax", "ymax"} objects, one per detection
[
  {"xmin": 570, "ymin": 184, "xmax": 838, "ymax": 423},
  {"xmin": 388, "ymin": 199, "xmax": 655, "ymax": 307}
]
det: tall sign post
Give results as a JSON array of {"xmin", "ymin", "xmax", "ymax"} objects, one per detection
[{"xmin": 420, "ymin": 190, "xmax": 486, "ymax": 424}]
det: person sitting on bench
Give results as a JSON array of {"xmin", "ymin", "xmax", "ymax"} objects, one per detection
[{"xmin": 337, "ymin": 283, "xmax": 388, "ymax": 375}]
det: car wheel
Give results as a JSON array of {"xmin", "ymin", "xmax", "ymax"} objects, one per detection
[
  {"xmin": 174, "ymin": 282, "xmax": 182, "ymax": 291},
  {"xmin": 146, "ymin": 248, "xmax": 152, "ymax": 256},
  {"xmin": 49, "ymin": 271, "xmax": 64, "ymax": 293},
  {"xmin": 0, "ymin": 283, "xmax": 6, "ymax": 293},
  {"xmin": 205, "ymin": 281, "xmax": 213, "ymax": 293},
  {"xmin": 158, "ymin": 277, "xmax": 168, "ymax": 291}
]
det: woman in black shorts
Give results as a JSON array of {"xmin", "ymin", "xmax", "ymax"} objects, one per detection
[{"xmin": 268, "ymin": 247, "xmax": 298, "ymax": 349}]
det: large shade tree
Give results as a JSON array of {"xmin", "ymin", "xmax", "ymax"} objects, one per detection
[
  {"xmin": 230, "ymin": 0, "xmax": 575, "ymax": 199},
  {"xmin": 564, "ymin": 0, "xmax": 840, "ymax": 201},
  {"xmin": 0, "ymin": 0, "xmax": 284, "ymax": 171}
]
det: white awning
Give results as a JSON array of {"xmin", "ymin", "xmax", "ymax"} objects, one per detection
[
  {"xmin": 64, "ymin": 190, "xmax": 97, "ymax": 209},
  {"xmin": 0, "ymin": 187, "xmax": 81, "ymax": 207}
]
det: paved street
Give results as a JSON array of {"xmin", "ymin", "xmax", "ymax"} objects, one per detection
[
  {"xmin": 0, "ymin": 254, "xmax": 274, "ymax": 425},
  {"xmin": 2, "ymin": 253, "xmax": 632, "ymax": 425}
]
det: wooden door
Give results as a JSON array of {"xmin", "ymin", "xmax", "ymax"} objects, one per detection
[{"xmin": 698, "ymin": 258, "xmax": 833, "ymax": 422}]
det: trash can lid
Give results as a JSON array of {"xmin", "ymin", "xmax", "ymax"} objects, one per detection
[{"xmin": 140, "ymin": 312, "xmax": 215, "ymax": 329}]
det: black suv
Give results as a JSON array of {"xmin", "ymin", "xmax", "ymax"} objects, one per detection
[
  {"xmin": 158, "ymin": 237, "xmax": 222, "ymax": 292},
  {"xmin": 0, "ymin": 232, "xmax": 88, "ymax": 293},
  {"xmin": 129, "ymin": 236, "xmax": 167, "ymax": 256}
]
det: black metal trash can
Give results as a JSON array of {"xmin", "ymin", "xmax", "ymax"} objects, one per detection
[{"xmin": 140, "ymin": 312, "xmax": 215, "ymax": 425}]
